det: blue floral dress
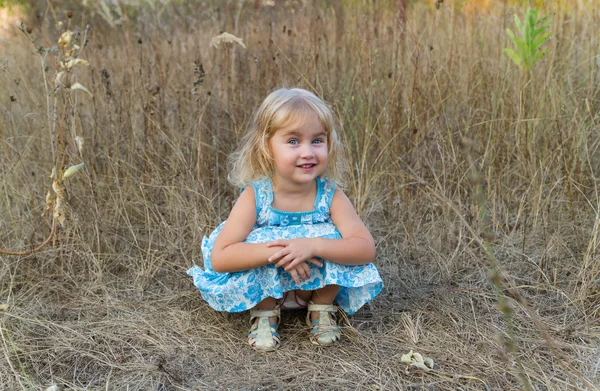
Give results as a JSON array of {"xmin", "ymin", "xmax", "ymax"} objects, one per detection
[{"xmin": 187, "ymin": 176, "xmax": 383, "ymax": 314}]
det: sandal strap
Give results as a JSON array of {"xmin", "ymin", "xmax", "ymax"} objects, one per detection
[
  {"xmin": 310, "ymin": 324, "xmax": 340, "ymax": 334},
  {"xmin": 307, "ymin": 303, "xmax": 337, "ymax": 313},
  {"xmin": 249, "ymin": 307, "xmax": 280, "ymax": 325},
  {"xmin": 249, "ymin": 323, "xmax": 279, "ymax": 333},
  {"xmin": 311, "ymin": 320, "xmax": 340, "ymax": 329},
  {"xmin": 308, "ymin": 314, "xmax": 341, "ymax": 346},
  {"xmin": 248, "ymin": 317, "xmax": 281, "ymax": 351},
  {"xmin": 249, "ymin": 330, "xmax": 280, "ymax": 337},
  {"xmin": 306, "ymin": 302, "xmax": 339, "ymax": 330}
]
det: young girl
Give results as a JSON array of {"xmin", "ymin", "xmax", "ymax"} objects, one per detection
[{"xmin": 187, "ymin": 88, "xmax": 383, "ymax": 351}]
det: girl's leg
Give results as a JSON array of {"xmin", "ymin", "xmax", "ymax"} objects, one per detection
[
  {"xmin": 255, "ymin": 297, "xmax": 278, "ymax": 309},
  {"xmin": 296, "ymin": 283, "xmax": 340, "ymax": 305},
  {"xmin": 254, "ymin": 297, "xmax": 278, "ymax": 324},
  {"xmin": 306, "ymin": 285, "xmax": 341, "ymax": 346},
  {"xmin": 295, "ymin": 289, "xmax": 312, "ymax": 303},
  {"xmin": 309, "ymin": 284, "xmax": 340, "ymax": 321},
  {"xmin": 249, "ymin": 297, "xmax": 281, "ymax": 351}
]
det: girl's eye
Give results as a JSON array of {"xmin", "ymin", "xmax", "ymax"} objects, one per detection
[
  {"xmin": 288, "ymin": 139, "xmax": 299, "ymax": 145},
  {"xmin": 313, "ymin": 139, "xmax": 324, "ymax": 144}
]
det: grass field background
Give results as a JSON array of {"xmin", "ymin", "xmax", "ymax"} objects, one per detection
[{"xmin": 0, "ymin": 0, "xmax": 598, "ymax": 389}]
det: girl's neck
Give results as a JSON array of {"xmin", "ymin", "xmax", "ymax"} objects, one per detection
[{"xmin": 270, "ymin": 177, "xmax": 318, "ymax": 212}]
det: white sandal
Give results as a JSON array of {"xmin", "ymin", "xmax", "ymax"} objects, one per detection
[
  {"xmin": 248, "ymin": 307, "xmax": 281, "ymax": 351},
  {"xmin": 306, "ymin": 302, "xmax": 341, "ymax": 346}
]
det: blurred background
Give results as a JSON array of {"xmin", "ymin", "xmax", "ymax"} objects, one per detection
[{"xmin": 0, "ymin": 0, "xmax": 598, "ymax": 389}]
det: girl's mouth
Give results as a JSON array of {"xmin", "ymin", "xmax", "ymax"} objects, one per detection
[{"xmin": 298, "ymin": 164, "xmax": 316, "ymax": 169}]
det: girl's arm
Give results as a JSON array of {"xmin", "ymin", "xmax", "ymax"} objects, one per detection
[
  {"xmin": 211, "ymin": 187, "xmax": 323, "ymax": 273},
  {"xmin": 318, "ymin": 188, "xmax": 376, "ymax": 264},
  {"xmin": 211, "ymin": 187, "xmax": 277, "ymax": 272},
  {"xmin": 267, "ymin": 188, "xmax": 376, "ymax": 268}
]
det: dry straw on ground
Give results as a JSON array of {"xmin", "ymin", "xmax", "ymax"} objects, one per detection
[{"xmin": 0, "ymin": 1, "xmax": 599, "ymax": 390}]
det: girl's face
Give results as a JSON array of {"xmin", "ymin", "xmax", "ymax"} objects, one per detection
[{"xmin": 268, "ymin": 113, "xmax": 328, "ymax": 188}]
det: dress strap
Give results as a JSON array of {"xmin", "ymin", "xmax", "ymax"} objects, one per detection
[
  {"xmin": 317, "ymin": 176, "xmax": 337, "ymax": 214},
  {"xmin": 243, "ymin": 178, "xmax": 272, "ymax": 223}
]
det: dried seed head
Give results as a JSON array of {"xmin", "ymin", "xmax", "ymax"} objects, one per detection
[
  {"xmin": 58, "ymin": 31, "xmax": 73, "ymax": 47},
  {"xmin": 75, "ymin": 136, "xmax": 84, "ymax": 154},
  {"xmin": 210, "ymin": 32, "xmax": 247, "ymax": 49},
  {"xmin": 70, "ymin": 82, "xmax": 93, "ymax": 97},
  {"xmin": 56, "ymin": 21, "xmax": 64, "ymax": 30},
  {"xmin": 26, "ymin": 25, "xmax": 33, "ymax": 34},
  {"xmin": 64, "ymin": 58, "xmax": 90, "ymax": 69},
  {"xmin": 400, "ymin": 350, "xmax": 434, "ymax": 372},
  {"xmin": 67, "ymin": 11, "xmax": 73, "ymax": 19},
  {"xmin": 63, "ymin": 162, "xmax": 84, "ymax": 179},
  {"xmin": 45, "ymin": 191, "xmax": 53, "ymax": 209},
  {"xmin": 412, "ymin": 352, "xmax": 423, "ymax": 362},
  {"xmin": 400, "ymin": 350, "xmax": 414, "ymax": 364},
  {"xmin": 52, "ymin": 180, "xmax": 67, "ymax": 227}
]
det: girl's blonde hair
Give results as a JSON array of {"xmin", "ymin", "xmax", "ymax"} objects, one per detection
[{"xmin": 229, "ymin": 88, "xmax": 347, "ymax": 188}]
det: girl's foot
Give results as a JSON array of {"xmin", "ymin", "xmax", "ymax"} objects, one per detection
[
  {"xmin": 306, "ymin": 302, "xmax": 340, "ymax": 346},
  {"xmin": 248, "ymin": 307, "xmax": 281, "ymax": 351}
]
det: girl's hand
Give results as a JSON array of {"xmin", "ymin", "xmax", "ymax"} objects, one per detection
[
  {"xmin": 286, "ymin": 262, "xmax": 313, "ymax": 285},
  {"xmin": 266, "ymin": 239, "xmax": 322, "ymax": 270}
]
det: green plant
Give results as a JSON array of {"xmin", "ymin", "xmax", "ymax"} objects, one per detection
[{"xmin": 504, "ymin": 8, "xmax": 551, "ymax": 71}]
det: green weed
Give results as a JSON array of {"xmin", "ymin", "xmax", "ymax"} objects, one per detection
[{"xmin": 504, "ymin": 8, "xmax": 551, "ymax": 71}]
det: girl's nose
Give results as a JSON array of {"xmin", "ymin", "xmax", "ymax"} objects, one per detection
[{"xmin": 300, "ymin": 144, "xmax": 315, "ymax": 158}]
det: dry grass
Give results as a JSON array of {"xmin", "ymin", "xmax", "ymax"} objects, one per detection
[{"xmin": 0, "ymin": 0, "xmax": 599, "ymax": 389}]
